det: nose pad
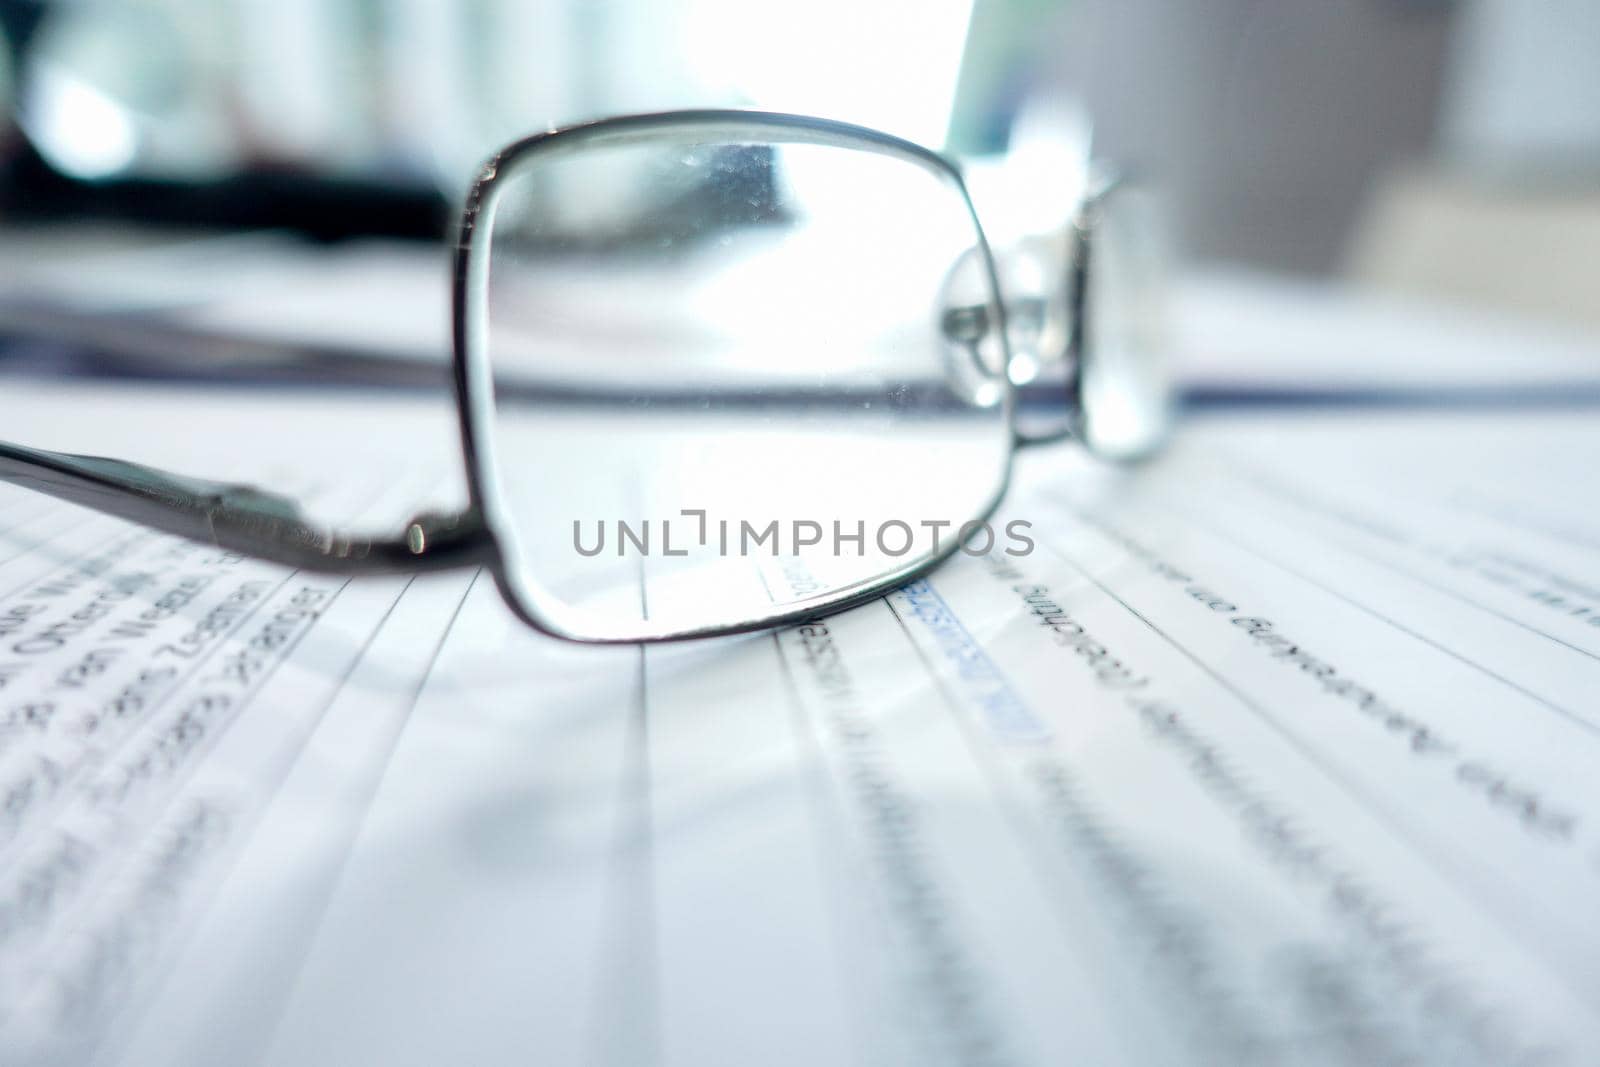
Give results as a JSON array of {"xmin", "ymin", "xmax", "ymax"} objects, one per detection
[
  {"xmin": 937, "ymin": 245, "xmax": 1010, "ymax": 409},
  {"xmin": 938, "ymin": 235, "xmax": 1076, "ymax": 434}
]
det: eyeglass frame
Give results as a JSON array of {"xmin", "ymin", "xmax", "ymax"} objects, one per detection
[{"xmin": 0, "ymin": 108, "xmax": 1164, "ymax": 644}]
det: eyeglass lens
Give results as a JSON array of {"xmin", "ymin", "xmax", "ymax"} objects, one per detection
[{"xmin": 479, "ymin": 133, "xmax": 1015, "ymax": 640}]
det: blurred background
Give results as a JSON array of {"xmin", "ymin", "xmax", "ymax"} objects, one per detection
[{"xmin": 0, "ymin": 0, "xmax": 1597, "ymax": 356}]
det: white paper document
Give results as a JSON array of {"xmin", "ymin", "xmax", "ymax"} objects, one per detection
[{"xmin": 0, "ymin": 381, "xmax": 1596, "ymax": 1066}]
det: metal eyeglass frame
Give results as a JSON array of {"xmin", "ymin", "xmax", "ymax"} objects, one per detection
[{"xmin": 0, "ymin": 109, "xmax": 1161, "ymax": 645}]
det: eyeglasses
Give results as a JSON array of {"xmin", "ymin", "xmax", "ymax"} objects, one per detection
[{"xmin": 0, "ymin": 110, "xmax": 1171, "ymax": 644}]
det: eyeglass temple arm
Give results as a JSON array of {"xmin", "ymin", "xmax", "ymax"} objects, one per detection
[{"xmin": 0, "ymin": 439, "xmax": 489, "ymax": 574}]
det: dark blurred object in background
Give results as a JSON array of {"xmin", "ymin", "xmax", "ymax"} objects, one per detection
[
  {"xmin": 956, "ymin": 0, "xmax": 1600, "ymax": 341},
  {"xmin": 0, "ymin": 138, "xmax": 449, "ymax": 241},
  {"xmin": 1020, "ymin": 0, "xmax": 1457, "ymax": 276},
  {"xmin": 1349, "ymin": 0, "xmax": 1600, "ymax": 334}
]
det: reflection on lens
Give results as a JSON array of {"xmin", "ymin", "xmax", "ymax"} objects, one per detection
[
  {"xmin": 478, "ymin": 124, "xmax": 1012, "ymax": 641},
  {"xmin": 945, "ymin": 234, "xmax": 1075, "ymax": 442}
]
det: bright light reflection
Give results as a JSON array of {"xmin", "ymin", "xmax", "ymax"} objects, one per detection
[
  {"xmin": 22, "ymin": 64, "xmax": 139, "ymax": 178},
  {"xmin": 682, "ymin": 0, "xmax": 974, "ymax": 149},
  {"xmin": 964, "ymin": 97, "xmax": 1093, "ymax": 246}
]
